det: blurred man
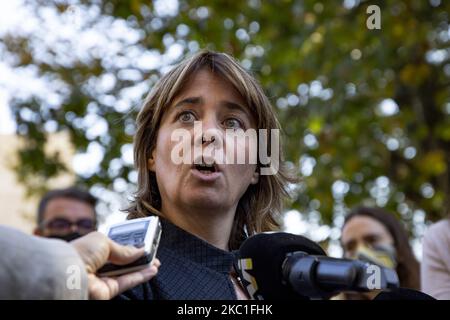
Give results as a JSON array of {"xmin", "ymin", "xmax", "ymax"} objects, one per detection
[{"xmin": 34, "ymin": 187, "xmax": 97, "ymax": 241}]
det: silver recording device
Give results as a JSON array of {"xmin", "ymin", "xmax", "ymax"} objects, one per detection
[{"xmin": 97, "ymin": 216, "xmax": 161, "ymax": 277}]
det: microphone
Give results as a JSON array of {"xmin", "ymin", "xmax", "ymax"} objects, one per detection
[{"xmin": 235, "ymin": 232, "xmax": 400, "ymax": 300}]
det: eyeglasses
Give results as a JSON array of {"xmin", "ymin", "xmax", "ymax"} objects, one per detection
[{"xmin": 41, "ymin": 218, "xmax": 96, "ymax": 232}]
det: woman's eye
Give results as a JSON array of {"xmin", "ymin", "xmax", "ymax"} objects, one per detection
[
  {"xmin": 224, "ymin": 118, "xmax": 242, "ymax": 129},
  {"xmin": 178, "ymin": 111, "xmax": 196, "ymax": 123}
]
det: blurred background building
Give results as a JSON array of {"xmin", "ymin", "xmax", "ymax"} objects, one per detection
[{"xmin": 0, "ymin": 132, "xmax": 75, "ymax": 232}]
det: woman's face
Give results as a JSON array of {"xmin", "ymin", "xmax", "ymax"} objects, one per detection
[
  {"xmin": 148, "ymin": 69, "xmax": 259, "ymax": 215},
  {"xmin": 341, "ymin": 215, "xmax": 395, "ymax": 258}
]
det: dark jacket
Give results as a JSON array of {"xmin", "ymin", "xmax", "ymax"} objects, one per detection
[{"xmin": 119, "ymin": 219, "xmax": 238, "ymax": 300}]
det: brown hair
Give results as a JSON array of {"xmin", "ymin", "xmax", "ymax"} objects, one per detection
[
  {"xmin": 127, "ymin": 50, "xmax": 296, "ymax": 249},
  {"xmin": 343, "ymin": 206, "xmax": 420, "ymax": 290},
  {"xmin": 37, "ymin": 187, "xmax": 97, "ymax": 225}
]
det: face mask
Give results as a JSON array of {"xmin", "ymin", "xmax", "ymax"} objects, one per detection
[
  {"xmin": 349, "ymin": 243, "xmax": 397, "ymax": 269},
  {"xmin": 48, "ymin": 232, "xmax": 83, "ymax": 242}
]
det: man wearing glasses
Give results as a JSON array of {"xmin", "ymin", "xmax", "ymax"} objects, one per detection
[{"xmin": 34, "ymin": 187, "xmax": 97, "ymax": 242}]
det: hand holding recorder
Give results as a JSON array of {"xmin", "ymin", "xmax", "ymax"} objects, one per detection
[{"xmin": 71, "ymin": 217, "xmax": 161, "ymax": 300}]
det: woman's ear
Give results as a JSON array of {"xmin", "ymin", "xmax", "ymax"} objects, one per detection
[
  {"xmin": 147, "ymin": 157, "xmax": 155, "ymax": 171},
  {"xmin": 147, "ymin": 150, "xmax": 156, "ymax": 171},
  {"xmin": 250, "ymin": 169, "xmax": 259, "ymax": 185}
]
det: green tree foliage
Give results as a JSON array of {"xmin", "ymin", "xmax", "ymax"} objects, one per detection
[{"xmin": 2, "ymin": 0, "xmax": 449, "ymax": 236}]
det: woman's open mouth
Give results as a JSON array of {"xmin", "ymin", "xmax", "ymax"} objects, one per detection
[{"xmin": 191, "ymin": 162, "xmax": 222, "ymax": 182}]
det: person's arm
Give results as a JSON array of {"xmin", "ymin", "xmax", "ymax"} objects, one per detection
[
  {"xmin": 0, "ymin": 226, "xmax": 159, "ymax": 300},
  {"xmin": 0, "ymin": 226, "xmax": 88, "ymax": 299},
  {"xmin": 421, "ymin": 221, "xmax": 450, "ymax": 300}
]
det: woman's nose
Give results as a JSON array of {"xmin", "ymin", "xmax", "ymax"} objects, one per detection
[{"xmin": 194, "ymin": 118, "xmax": 223, "ymax": 147}]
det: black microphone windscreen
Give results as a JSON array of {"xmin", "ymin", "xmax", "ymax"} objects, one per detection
[{"xmin": 236, "ymin": 232, "xmax": 326, "ymax": 300}]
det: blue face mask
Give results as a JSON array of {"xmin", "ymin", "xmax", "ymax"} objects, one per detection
[{"xmin": 349, "ymin": 244, "xmax": 397, "ymax": 269}]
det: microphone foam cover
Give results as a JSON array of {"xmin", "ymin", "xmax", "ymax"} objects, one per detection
[{"xmin": 236, "ymin": 232, "xmax": 326, "ymax": 300}]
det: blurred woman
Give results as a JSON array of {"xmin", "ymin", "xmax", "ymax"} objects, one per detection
[
  {"xmin": 341, "ymin": 206, "xmax": 420, "ymax": 299},
  {"xmin": 120, "ymin": 50, "xmax": 295, "ymax": 300},
  {"xmin": 421, "ymin": 217, "xmax": 450, "ymax": 299}
]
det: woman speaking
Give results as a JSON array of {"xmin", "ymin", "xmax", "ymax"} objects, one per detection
[{"xmin": 120, "ymin": 50, "xmax": 295, "ymax": 300}]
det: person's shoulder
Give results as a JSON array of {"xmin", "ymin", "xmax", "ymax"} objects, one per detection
[
  {"xmin": 0, "ymin": 225, "xmax": 27, "ymax": 239},
  {"xmin": 424, "ymin": 219, "xmax": 450, "ymax": 244},
  {"xmin": 427, "ymin": 219, "xmax": 450, "ymax": 233}
]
